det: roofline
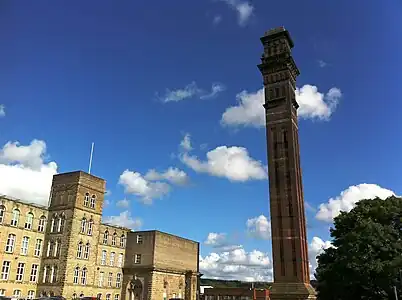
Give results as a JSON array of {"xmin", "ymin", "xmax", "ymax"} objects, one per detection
[
  {"xmin": 132, "ymin": 229, "xmax": 199, "ymax": 244},
  {"xmin": 0, "ymin": 195, "xmax": 49, "ymax": 210}
]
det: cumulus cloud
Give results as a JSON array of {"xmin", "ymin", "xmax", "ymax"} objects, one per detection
[
  {"xmin": 200, "ymin": 246, "xmax": 272, "ymax": 282},
  {"xmin": 221, "ymin": 85, "xmax": 342, "ymax": 127},
  {"xmin": 308, "ymin": 236, "xmax": 333, "ymax": 278},
  {"xmin": 217, "ymin": 0, "xmax": 254, "ymax": 26},
  {"xmin": 119, "ymin": 167, "xmax": 188, "ymax": 204},
  {"xmin": 103, "ymin": 210, "xmax": 142, "ymax": 230},
  {"xmin": 0, "ymin": 139, "xmax": 58, "ymax": 206},
  {"xmin": 246, "ymin": 215, "xmax": 271, "ymax": 240},
  {"xmin": 179, "ymin": 134, "xmax": 266, "ymax": 182},
  {"xmin": 158, "ymin": 82, "xmax": 225, "ymax": 102},
  {"xmin": 315, "ymin": 184, "xmax": 395, "ymax": 222},
  {"xmin": 0, "ymin": 105, "xmax": 5, "ymax": 117},
  {"xmin": 144, "ymin": 167, "xmax": 189, "ymax": 185},
  {"xmin": 205, "ymin": 232, "xmax": 242, "ymax": 252},
  {"xmin": 116, "ymin": 198, "xmax": 130, "ymax": 208}
]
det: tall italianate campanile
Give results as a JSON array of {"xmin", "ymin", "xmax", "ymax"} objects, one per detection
[{"xmin": 258, "ymin": 27, "xmax": 316, "ymax": 300}]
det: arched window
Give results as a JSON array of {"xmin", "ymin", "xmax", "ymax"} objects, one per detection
[
  {"xmin": 54, "ymin": 239, "xmax": 60, "ymax": 257},
  {"xmin": 47, "ymin": 240, "xmax": 54, "ymax": 257},
  {"xmin": 101, "ymin": 250, "xmax": 107, "ymax": 265},
  {"xmin": 72, "ymin": 294, "xmax": 77, "ymax": 300},
  {"xmin": 25, "ymin": 212, "xmax": 34, "ymax": 230},
  {"xmin": 11, "ymin": 209, "xmax": 20, "ymax": 226},
  {"xmin": 44, "ymin": 266, "xmax": 51, "ymax": 283},
  {"xmin": 51, "ymin": 265, "xmax": 58, "ymax": 283},
  {"xmin": 77, "ymin": 242, "xmax": 83, "ymax": 258},
  {"xmin": 120, "ymin": 234, "xmax": 126, "ymax": 248},
  {"xmin": 81, "ymin": 267, "xmax": 87, "ymax": 285},
  {"xmin": 57, "ymin": 214, "xmax": 65, "ymax": 232},
  {"xmin": 0, "ymin": 205, "xmax": 5, "ymax": 223},
  {"xmin": 80, "ymin": 294, "xmax": 84, "ymax": 298},
  {"xmin": 97, "ymin": 293, "xmax": 102, "ymax": 300},
  {"xmin": 73, "ymin": 267, "xmax": 80, "ymax": 284},
  {"xmin": 49, "ymin": 291, "xmax": 55, "ymax": 297},
  {"xmin": 87, "ymin": 219, "xmax": 93, "ymax": 235},
  {"xmin": 112, "ymin": 233, "xmax": 117, "ymax": 246},
  {"xmin": 106, "ymin": 294, "xmax": 111, "ymax": 300},
  {"xmin": 51, "ymin": 214, "xmax": 58, "ymax": 233},
  {"xmin": 83, "ymin": 243, "xmax": 90, "ymax": 259},
  {"xmin": 103, "ymin": 231, "xmax": 108, "ymax": 244},
  {"xmin": 84, "ymin": 193, "xmax": 89, "ymax": 206},
  {"xmin": 80, "ymin": 218, "xmax": 87, "ymax": 233},
  {"xmin": 90, "ymin": 195, "xmax": 96, "ymax": 209},
  {"xmin": 38, "ymin": 216, "xmax": 46, "ymax": 232},
  {"xmin": 109, "ymin": 252, "xmax": 115, "ymax": 266}
]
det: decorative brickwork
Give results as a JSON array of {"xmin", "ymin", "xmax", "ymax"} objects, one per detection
[{"xmin": 258, "ymin": 27, "xmax": 316, "ymax": 300}]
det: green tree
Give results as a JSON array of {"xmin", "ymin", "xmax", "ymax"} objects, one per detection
[{"xmin": 315, "ymin": 196, "xmax": 402, "ymax": 300}]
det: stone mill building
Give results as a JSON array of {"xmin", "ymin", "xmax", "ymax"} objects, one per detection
[{"xmin": 0, "ymin": 171, "xmax": 200, "ymax": 300}]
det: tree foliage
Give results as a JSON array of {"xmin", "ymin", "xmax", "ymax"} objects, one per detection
[
  {"xmin": 200, "ymin": 278, "xmax": 271, "ymax": 289},
  {"xmin": 315, "ymin": 196, "xmax": 402, "ymax": 300}
]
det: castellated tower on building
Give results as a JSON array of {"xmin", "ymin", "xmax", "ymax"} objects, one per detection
[
  {"xmin": 258, "ymin": 27, "xmax": 316, "ymax": 300},
  {"xmin": 0, "ymin": 171, "xmax": 199, "ymax": 300}
]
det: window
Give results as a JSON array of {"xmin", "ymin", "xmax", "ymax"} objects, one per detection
[
  {"xmin": 51, "ymin": 215, "xmax": 57, "ymax": 232},
  {"xmin": 54, "ymin": 239, "xmax": 60, "ymax": 257},
  {"xmin": 136, "ymin": 234, "xmax": 143, "ymax": 244},
  {"xmin": 134, "ymin": 254, "xmax": 141, "ymax": 264},
  {"xmin": 116, "ymin": 273, "xmax": 121, "ymax": 288},
  {"xmin": 57, "ymin": 216, "xmax": 65, "ymax": 232},
  {"xmin": 73, "ymin": 267, "xmax": 80, "ymax": 284},
  {"xmin": 163, "ymin": 292, "xmax": 167, "ymax": 300},
  {"xmin": 16, "ymin": 262, "xmax": 25, "ymax": 281},
  {"xmin": 73, "ymin": 294, "xmax": 77, "ymax": 300},
  {"xmin": 112, "ymin": 233, "xmax": 117, "ymax": 246},
  {"xmin": 25, "ymin": 212, "xmax": 34, "ymax": 229},
  {"xmin": 101, "ymin": 250, "xmax": 107, "ymax": 265},
  {"xmin": 5, "ymin": 234, "xmax": 16, "ymax": 253},
  {"xmin": 106, "ymin": 294, "xmax": 111, "ymax": 300},
  {"xmin": 84, "ymin": 192, "xmax": 90, "ymax": 206},
  {"xmin": 1, "ymin": 261, "xmax": 11, "ymax": 280},
  {"xmin": 80, "ymin": 294, "xmax": 84, "ymax": 298},
  {"xmin": 80, "ymin": 218, "xmax": 87, "ymax": 233},
  {"xmin": 84, "ymin": 243, "xmax": 90, "ymax": 259},
  {"xmin": 38, "ymin": 216, "xmax": 46, "ymax": 232},
  {"xmin": 11, "ymin": 209, "xmax": 20, "ymax": 226},
  {"xmin": 114, "ymin": 294, "xmax": 119, "ymax": 300},
  {"xmin": 98, "ymin": 271, "xmax": 104, "ymax": 287},
  {"xmin": 81, "ymin": 267, "xmax": 87, "ymax": 285},
  {"xmin": 0, "ymin": 289, "xmax": 4, "ymax": 296},
  {"xmin": 47, "ymin": 240, "xmax": 54, "ymax": 257},
  {"xmin": 77, "ymin": 242, "xmax": 83, "ymax": 258},
  {"xmin": 103, "ymin": 231, "xmax": 109, "ymax": 244},
  {"xmin": 118, "ymin": 253, "xmax": 123, "ymax": 267},
  {"xmin": 13, "ymin": 290, "xmax": 21, "ymax": 298},
  {"xmin": 21, "ymin": 236, "xmax": 29, "ymax": 255},
  {"xmin": 0, "ymin": 205, "xmax": 5, "ymax": 223},
  {"xmin": 30, "ymin": 264, "xmax": 38, "ymax": 282},
  {"xmin": 27, "ymin": 290, "xmax": 35, "ymax": 299},
  {"xmin": 87, "ymin": 219, "xmax": 93, "ymax": 235},
  {"xmin": 107, "ymin": 272, "xmax": 112, "ymax": 287},
  {"xmin": 90, "ymin": 195, "xmax": 96, "ymax": 208},
  {"xmin": 97, "ymin": 294, "xmax": 102, "ymax": 300},
  {"xmin": 120, "ymin": 234, "xmax": 126, "ymax": 247},
  {"xmin": 44, "ymin": 266, "xmax": 51, "ymax": 283},
  {"xmin": 34, "ymin": 239, "xmax": 42, "ymax": 256},
  {"xmin": 51, "ymin": 265, "xmax": 58, "ymax": 283},
  {"xmin": 110, "ymin": 252, "xmax": 115, "ymax": 266}
]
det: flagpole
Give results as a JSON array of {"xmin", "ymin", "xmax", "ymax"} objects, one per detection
[{"xmin": 88, "ymin": 142, "xmax": 94, "ymax": 174}]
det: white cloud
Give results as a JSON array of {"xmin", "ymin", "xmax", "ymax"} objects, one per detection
[
  {"xmin": 308, "ymin": 236, "xmax": 333, "ymax": 278},
  {"xmin": 221, "ymin": 85, "xmax": 342, "ymax": 127},
  {"xmin": 119, "ymin": 170, "xmax": 171, "ymax": 204},
  {"xmin": 103, "ymin": 210, "xmax": 142, "ymax": 230},
  {"xmin": 218, "ymin": 0, "xmax": 254, "ymax": 27},
  {"xmin": 144, "ymin": 167, "xmax": 189, "ymax": 185},
  {"xmin": 246, "ymin": 215, "xmax": 271, "ymax": 240},
  {"xmin": 159, "ymin": 82, "xmax": 225, "ymax": 102},
  {"xmin": 200, "ymin": 246, "xmax": 272, "ymax": 282},
  {"xmin": 180, "ymin": 146, "xmax": 267, "ymax": 182},
  {"xmin": 0, "ymin": 139, "xmax": 58, "ymax": 206},
  {"xmin": 316, "ymin": 184, "xmax": 395, "ymax": 222},
  {"xmin": 0, "ymin": 104, "xmax": 5, "ymax": 117},
  {"xmin": 116, "ymin": 198, "xmax": 130, "ymax": 208},
  {"xmin": 180, "ymin": 133, "xmax": 193, "ymax": 152},
  {"xmin": 205, "ymin": 232, "xmax": 227, "ymax": 247}
]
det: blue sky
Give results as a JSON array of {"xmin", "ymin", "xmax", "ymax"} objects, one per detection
[{"xmin": 1, "ymin": 0, "xmax": 402, "ymax": 281}]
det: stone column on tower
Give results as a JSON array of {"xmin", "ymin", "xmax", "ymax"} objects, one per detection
[{"xmin": 257, "ymin": 27, "xmax": 316, "ymax": 300}]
